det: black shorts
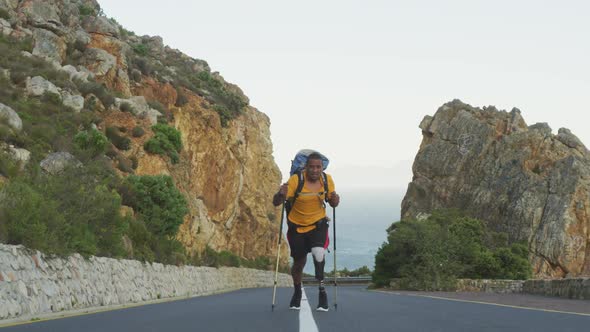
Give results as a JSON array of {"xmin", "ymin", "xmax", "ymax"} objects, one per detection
[{"xmin": 286, "ymin": 218, "xmax": 329, "ymax": 259}]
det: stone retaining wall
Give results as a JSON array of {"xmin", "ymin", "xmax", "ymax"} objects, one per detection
[
  {"xmin": 0, "ymin": 244, "xmax": 292, "ymax": 321},
  {"xmin": 524, "ymin": 278, "xmax": 590, "ymax": 300},
  {"xmin": 456, "ymin": 279, "xmax": 524, "ymax": 293},
  {"xmin": 390, "ymin": 277, "xmax": 590, "ymax": 300}
]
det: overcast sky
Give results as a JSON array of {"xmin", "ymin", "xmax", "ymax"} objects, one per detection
[{"xmin": 99, "ymin": 0, "xmax": 590, "ymax": 190}]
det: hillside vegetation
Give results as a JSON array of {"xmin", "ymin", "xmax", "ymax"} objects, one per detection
[{"xmin": 372, "ymin": 209, "xmax": 532, "ymax": 290}]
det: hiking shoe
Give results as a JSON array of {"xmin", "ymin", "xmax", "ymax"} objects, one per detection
[
  {"xmin": 316, "ymin": 288, "xmax": 329, "ymax": 311},
  {"xmin": 289, "ymin": 287, "xmax": 302, "ymax": 310}
]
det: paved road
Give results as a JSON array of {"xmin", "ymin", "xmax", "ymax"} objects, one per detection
[{"xmin": 1, "ymin": 286, "xmax": 588, "ymax": 332}]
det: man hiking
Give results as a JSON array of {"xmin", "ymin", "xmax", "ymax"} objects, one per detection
[{"xmin": 273, "ymin": 152, "xmax": 340, "ymax": 311}]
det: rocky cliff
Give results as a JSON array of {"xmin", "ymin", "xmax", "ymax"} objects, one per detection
[
  {"xmin": 0, "ymin": 0, "xmax": 287, "ymax": 264},
  {"xmin": 402, "ymin": 100, "xmax": 590, "ymax": 278}
]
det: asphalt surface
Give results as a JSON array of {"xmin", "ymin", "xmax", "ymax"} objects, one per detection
[{"xmin": 1, "ymin": 286, "xmax": 589, "ymax": 332}]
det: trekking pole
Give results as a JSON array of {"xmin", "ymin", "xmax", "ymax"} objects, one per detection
[
  {"xmin": 271, "ymin": 202, "xmax": 286, "ymax": 312},
  {"xmin": 333, "ymin": 206, "xmax": 337, "ymax": 311}
]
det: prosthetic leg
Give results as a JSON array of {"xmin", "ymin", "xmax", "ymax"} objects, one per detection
[{"xmin": 312, "ymin": 247, "xmax": 329, "ymax": 311}]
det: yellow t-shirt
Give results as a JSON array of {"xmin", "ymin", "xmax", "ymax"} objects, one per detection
[{"xmin": 287, "ymin": 172, "xmax": 335, "ymax": 233}]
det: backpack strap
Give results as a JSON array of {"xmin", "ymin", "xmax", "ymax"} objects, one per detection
[
  {"xmin": 294, "ymin": 171, "xmax": 305, "ymax": 202},
  {"xmin": 285, "ymin": 171, "xmax": 305, "ymax": 216},
  {"xmin": 322, "ymin": 172, "xmax": 329, "ymax": 203}
]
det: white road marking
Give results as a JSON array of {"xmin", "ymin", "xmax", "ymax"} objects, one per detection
[{"xmin": 300, "ymin": 288, "xmax": 319, "ymax": 332}]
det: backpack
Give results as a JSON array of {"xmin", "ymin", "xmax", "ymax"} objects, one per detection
[
  {"xmin": 285, "ymin": 150, "xmax": 330, "ymax": 216},
  {"xmin": 289, "ymin": 149, "xmax": 329, "ymax": 176}
]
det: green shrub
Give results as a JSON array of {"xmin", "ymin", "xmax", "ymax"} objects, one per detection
[
  {"xmin": 130, "ymin": 155, "xmax": 138, "ymax": 169},
  {"xmin": 126, "ymin": 218, "xmax": 156, "ymax": 262},
  {"xmin": 156, "ymin": 115, "xmax": 168, "ymax": 124},
  {"xmin": 132, "ymin": 44, "xmax": 149, "ymax": 56},
  {"xmin": 198, "ymin": 246, "xmax": 240, "ymax": 268},
  {"xmin": 0, "ymin": 34, "xmax": 33, "ymax": 55},
  {"xmin": 0, "ymin": 8, "xmax": 10, "ymax": 20},
  {"xmin": 147, "ymin": 100, "xmax": 166, "ymax": 113},
  {"xmin": 83, "ymin": 95, "xmax": 98, "ymax": 111},
  {"xmin": 119, "ymin": 102, "xmax": 135, "ymax": 113},
  {"xmin": 120, "ymin": 27, "xmax": 136, "ymax": 39},
  {"xmin": 0, "ymin": 150, "xmax": 20, "ymax": 178},
  {"xmin": 123, "ymin": 175, "xmax": 188, "ymax": 237},
  {"xmin": 78, "ymin": 5, "xmax": 95, "ymax": 16},
  {"xmin": 213, "ymin": 105, "xmax": 233, "ymax": 127},
  {"xmin": 116, "ymin": 154, "xmax": 133, "ymax": 173},
  {"xmin": 144, "ymin": 124, "xmax": 181, "ymax": 163},
  {"xmin": 0, "ymin": 165, "xmax": 127, "ymax": 257},
  {"xmin": 129, "ymin": 69, "xmax": 142, "ymax": 82},
  {"xmin": 126, "ymin": 216, "xmax": 187, "ymax": 265},
  {"xmin": 242, "ymin": 256, "xmax": 272, "ymax": 270},
  {"xmin": 0, "ymin": 120, "xmax": 17, "ymax": 147},
  {"xmin": 40, "ymin": 91, "xmax": 62, "ymax": 105},
  {"xmin": 132, "ymin": 57, "xmax": 152, "ymax": 76},
  {"xmin": 131, "ymin": 126, "xmax": 145, "ymax": 137},
  {"xmin": 0, "ymin": 180, "xmax": 64, "ymax": 253},
  {"xmin": 74, "ymin": 129, "xmax": 108, "ymax": 158},
  {"xmin": 106, "ymin": 126, "xmax": 131, "ymax": 150},
  {"xmin": 175, "ymin": 93, "xmax": 189, "ymax": 107},
  {"xmin": 77, "ymin": 80, "xmax": 115, "ymax": 108},
  {"xmin": 372, "ymin": 210, "xmax": 532, "ymax": 289},
  {"xmin": 493, "ymin": 243, "xmax": 532, "ymax": 280}
]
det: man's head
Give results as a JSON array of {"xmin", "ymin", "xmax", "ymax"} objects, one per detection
[{"xmin": 305, "ymin": 153, "xmax": 323, "ymax": 181}]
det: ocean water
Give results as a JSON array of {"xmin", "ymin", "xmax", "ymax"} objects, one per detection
[{"xmin": 288, "ymin": 188, "xmax": 405, "ymax": 275}]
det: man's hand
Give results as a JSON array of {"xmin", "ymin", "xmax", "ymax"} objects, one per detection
[
  {"xmin": 273, "ymin": 183, "xmax": 288, "ymax": 206},
  {"xmin": 279, "ymin": 183, "xmax": 288, "ymax": 196},
  {"xmin": 328, "ymin": 191, "xmax": 340, "ymax": 207}
]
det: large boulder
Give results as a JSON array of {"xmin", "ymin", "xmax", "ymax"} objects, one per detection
[
  {"xmin": 140, "ymin": 35, "xmax": 165, "ymax": 58},
  {"xmin": 81, "ymin": 16, "xmax": 119, "ymax": 38},
  {"xmin": 0, "ymin": 0, "xmax": 18, "ymax": 11},
  {"xmin": 0, "ymin": 18, "xmax": 12, "ymax": 36},
  {"xmin": 0, "ymin": 102, "xmax": 22, "ymax": 132},
  {"xmin": 32, "ymin": 28, "xmax": 66, "ymax": 64},
  {"xmin": 82, "ymin": 48, "xmax": 116, "ymax": 76},
  {"xmin": 8, "ymin": 145, "xmax": 31, "ymax": 169},
  {"xmin": 59, "ymin": 64, "xmax": 91, "ymax": 82},
  {"xmin": 19, "ymin": 0, "xmax": 65, "ymax": 35},
  {"xmin": 40, "ymin": 152, "xmax": 81, "ymax": 174},
  {"xmin": 61, "ymin": 91, "xmax": 84, "ymax": 112},
  {"xmin": 402, "ymin": 99, "xmax": 590, "ymax": 278},
  {"xmin": 25, "ymin": 76, "xmax": 60, "ymax": 97}
]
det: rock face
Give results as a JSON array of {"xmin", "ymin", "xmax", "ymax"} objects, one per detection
[
  {"xmin": 0, "ymin": 0, "xmax": 287, "ymax": 265},
  {"xmin": 402, "ymin": 100, "xmax": 590, "ymax": 278},
  {"xmin": 137, "ymin": 94, "xmax": 283, "ymax": 260}
]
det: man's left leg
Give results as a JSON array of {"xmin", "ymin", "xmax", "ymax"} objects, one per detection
[
  {"xmin": 310, "ymin": 219, "xmax": 329, "ymax": 311},
  {"xmin": 311, "ymin": 247, "xmax": 329, "ymax": 311}
]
